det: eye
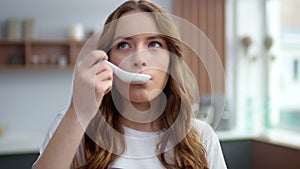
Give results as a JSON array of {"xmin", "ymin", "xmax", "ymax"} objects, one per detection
[
  {"xmin": 117, "ymin": 42, "xmax": 130, "ymax": 49},
  {"xmin": 148, "ymin": 41, "xmax": 162, "ymax": 48}
]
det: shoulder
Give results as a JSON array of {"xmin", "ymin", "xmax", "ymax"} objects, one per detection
[
  {"xmin": 192, "ymin": 119, "xmax": 216, "ymax": 144},
  {"xmin": 192, "ymin": 119, "xmax": 228, "ymax": 169},
  {"xmin": 48, "ymin": 112, "xmax": 65, "ymax": 134},
  {"xmin": 42, "ymin": 112, "xmax": 65, "ymax": 144},
  {"xmin": 34, "ymin": 111, "xmax": 67, "ymax": 164}
]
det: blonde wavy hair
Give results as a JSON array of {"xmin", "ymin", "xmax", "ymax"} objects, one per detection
[{"xmin": 73, "ymin": 1, "xmax": 208, "ymax": 168}]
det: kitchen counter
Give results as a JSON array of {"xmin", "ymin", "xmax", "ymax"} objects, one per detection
[
  {"xmin": 254, "ymin": 129, "xmax": 300, "ymax": 150},
  {"xmin": 0, "ymin": 132, "xmax": 44, "ymax": 155},
  {"xmin": 217, "ymin": 128, "xmax": 300, "ymax": 150}
]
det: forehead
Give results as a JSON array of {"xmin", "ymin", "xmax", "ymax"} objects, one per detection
[{"xmin": 114, "ymin": 11, "xmax": 160, "ymax": 38}]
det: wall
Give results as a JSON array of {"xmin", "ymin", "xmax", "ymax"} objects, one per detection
[
  {"xmin": 0, "ymin": 0, "xmax": 172, "ymax": 40},
  {"xmin": 0, "ymin": 0, "xmax": 172, "ymax": 141},
  {"xmin": 0, "ymin": 70, "xmax": 73, "ymax": 135}
]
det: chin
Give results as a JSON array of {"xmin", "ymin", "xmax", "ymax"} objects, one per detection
[
  {"xmin": 129, "ymin": 90, "xmax": 162, "ymax": 103},
  {"xmin": 129, "ymin": 93, "xmax": 151, "ymax": 103}
]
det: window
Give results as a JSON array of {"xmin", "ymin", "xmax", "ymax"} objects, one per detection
[{"xmin": 266, "ymin": 0, "xmax": 300, "ymax": 131}]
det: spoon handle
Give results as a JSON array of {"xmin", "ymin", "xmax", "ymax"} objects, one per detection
[{"xmin": 103, "ymin": 60, "xmax": 119, "ymax": 72}]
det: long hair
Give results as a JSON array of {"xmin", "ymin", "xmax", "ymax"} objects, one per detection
[{"xmin": 74, "ymin": 1, "xmax": 208, "ymax": 168}]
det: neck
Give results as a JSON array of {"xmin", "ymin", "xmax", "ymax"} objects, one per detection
[
  {"xmin": 119, "ymin": 116, "xmax": 162, "ymax": 132},
  {"xmin": 119, "ymin": 95, "xmax": 166, "ymax": 132}
]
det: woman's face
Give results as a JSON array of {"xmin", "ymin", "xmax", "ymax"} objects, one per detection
[{"xmin": 109, "ymin": 11, "xmax": 170, "ymax": 103}]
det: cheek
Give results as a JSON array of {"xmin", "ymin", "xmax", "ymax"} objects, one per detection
[
  {"xmin": 154, "ymin": 70, "xmax": 169, "ymax": 93},
  {"xmin": 109, "ymin": 52, "xmax": 134, "ymax": 72},
  {"xmin": 109, "ymin": 52, "xmax": 123, "ymax": 66},
  {"xmin": 150, "ymin": 51, "xmax": 170, "ymax": 71}
]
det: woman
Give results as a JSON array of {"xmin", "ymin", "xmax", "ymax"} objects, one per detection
[{"xmin": 32, "ymin": 1, "xmax": 227, "ymax": 169}]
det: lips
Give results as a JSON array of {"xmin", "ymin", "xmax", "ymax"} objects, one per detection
[
  {"xmin": 139, "ymin": 71, "xmax": 152, "ymax": 79},
  {"xmin": 132, "ymin": 71, "xmax": 152, "ymax": 86}
]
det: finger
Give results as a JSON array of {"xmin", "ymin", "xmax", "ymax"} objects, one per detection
[
  {"xmin": 95, "ymin": 61, "xmax": 113, "ymax": 75},
  {"xmin": 95, "ymin": 69, "xmax": 113, "ymax": 81},
  {"xmin": 95, "ymin": 69, "xmax": 113, "ymax": 95},
  {"xmin": 95, "ymin": 79, "xmax": 113, "ymax": 97},
  {"xmin": 74, "ymin": 61, "xmax": 112, "ymax": 93},
  {"xmin": 75, "ymin": 56, "xmax": 110, "ymax": 80},
  {"xmin": 79, "ymin": 50, "xmax": 108, "ymax": 68},
  {"xmin": 104, "ymin": 85, "xmax": 112, "ymax": 95}
]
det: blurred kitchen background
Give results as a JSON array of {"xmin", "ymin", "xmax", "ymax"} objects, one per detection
[{"xmin": 0, "ymin": 0, "xmax": 299, "ymax": 169}]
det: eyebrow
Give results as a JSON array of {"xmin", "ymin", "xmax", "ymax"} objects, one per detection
[
  {"xmin": 112, "ymin": 36, "xmax": 131, "ymax": 43},
  {"xmin": 112, "ymin": 35, "xmax": 164, "ymax": 43}
]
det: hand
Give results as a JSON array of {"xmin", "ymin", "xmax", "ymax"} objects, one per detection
[{"xmin": 71, "ymin": 50, "xmax": 113, "ymax": 128}]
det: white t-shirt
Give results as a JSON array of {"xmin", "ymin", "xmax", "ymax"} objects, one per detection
[{"xmin": 37, "ymin": 113, "xmax": 227, "ymax": 169}]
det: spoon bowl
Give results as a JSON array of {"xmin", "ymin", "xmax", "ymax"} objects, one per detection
[{"xmin": 104, "ymin": 60, "xmax": 151, "ymax": 84}]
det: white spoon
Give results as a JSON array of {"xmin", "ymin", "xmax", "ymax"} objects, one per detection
[{"xmin": 103, "ymin": 60, "xmax": 151, "ymax": 84}]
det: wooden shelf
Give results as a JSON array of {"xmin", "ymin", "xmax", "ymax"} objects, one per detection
[
  {"xmin": 0, "ymin": 64, "xmax": 74, "ymax": 70},
  {"xmin": 0, "ymin": 39, "xmax": 84, "ymax": 69},
  {"xmin": 0, "ymin": 40, "xmax": 24, "ymax": 45}
]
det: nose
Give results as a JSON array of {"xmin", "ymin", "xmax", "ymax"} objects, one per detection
[
  {"xmin": 134, "ymin": 60, "xmax": 147, "ymax": 67},
  {"xmin": 132, "ymin": 49, "xmax": 149, "ymax": 68}
]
